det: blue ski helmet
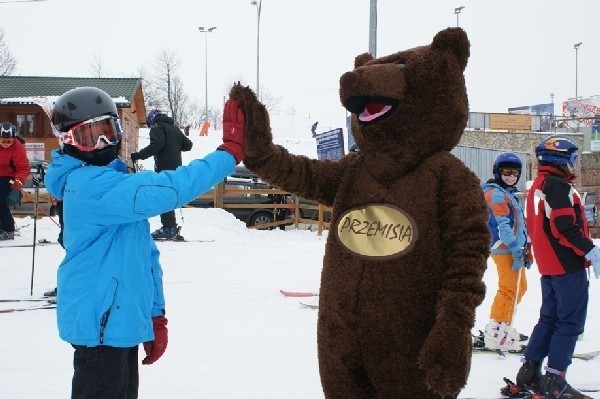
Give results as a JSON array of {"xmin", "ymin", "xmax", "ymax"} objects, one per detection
[
  {"xmin": 493, "ymin": 152, "xmax": 523, "ymax": 183},
  {"xmin": 535, "ymin": 134, "xmax": 579, "ymax": 168},
  {"xmin": 146, "ymin": 109, "xmax": 163, "ymax": 127}
]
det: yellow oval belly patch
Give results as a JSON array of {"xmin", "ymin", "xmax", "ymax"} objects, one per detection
[{"xmin": 335, "ymin": 204, "xmax": 418, "ymax": 259}]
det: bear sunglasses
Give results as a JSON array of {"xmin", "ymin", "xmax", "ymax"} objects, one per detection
[{"xmin": 62, "ymin": 115, "xmax": 122, "ymax": 152}]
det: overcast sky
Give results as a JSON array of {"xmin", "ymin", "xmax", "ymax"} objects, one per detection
[{"xmin": 2, "ymin": 0, "xmax": 598, "ymax": 135}]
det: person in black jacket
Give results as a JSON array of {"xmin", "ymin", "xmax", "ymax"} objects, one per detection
[{"xmin": 131, "ymin": 110, "xmax": 193, "ymax": 240}]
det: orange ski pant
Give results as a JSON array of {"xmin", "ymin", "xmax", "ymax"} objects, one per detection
[{"xmin": 489, "ymin": 253, "xmax": 527, "ymax": 324}]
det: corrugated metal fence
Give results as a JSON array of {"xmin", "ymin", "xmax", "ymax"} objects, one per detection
[{"xmin": 451, "ymin": 145, "xmax": 531, "ymax": 191}]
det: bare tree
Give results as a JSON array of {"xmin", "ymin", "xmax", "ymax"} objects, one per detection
[
  {"xmin": 0, "ymin": 28, "xmax": 17, "ymax": 76},
  {"xmin": 135, "ymin": 66, "xmax": 161, "ymax": 110},
  {"xmin": 89, "ymin": 53, "xmax": 104, "ymax": 78},
  {"xmin": 151, "ymin": 49, "xmax": 189, "ymax": 124},
  {"xmin": 222, "ymin": 77, "xmax": 280, "ymax": 113}
]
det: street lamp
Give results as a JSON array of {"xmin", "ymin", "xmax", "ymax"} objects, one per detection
[
  {"xmin": 198, "ymin": 26, "xmax": 217, "ymax": 123},
  {"xmin": 550, "ymin": 92, "xmax": 555, "ymax": 132},
  {"xmin": 454, "ymin": 6, "xmax": 465, "ymax": 27},
  {"xmin": 574, "ymin": 42, "xmax": 582, "ymax": 100},
  {"xmin": 250, "ymin": 0, "xmax": 262, "ymax": 98}
]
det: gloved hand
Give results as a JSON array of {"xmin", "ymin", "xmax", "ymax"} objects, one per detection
[
  {"xmin": 508, "ymin": 240, "xmax": 524, "ymax": 270},
  {"xmin": 130, "ymin": 152, "xmax": 140, "ymax": 162},
  {"xmin": 228, "ymin": 83, "xmax": 276, "ymax": 165},
  {"xmin": 219, "ymin": 96, "xmax": 245, "ymax": 164},
  {"xmin": 511, "ymin": 250, "xmax": 524, "ymax": 271},
  {"xmin": 584, "ymin": 246, "xmax": 600, "ymax": 279},
  {"xmin": 6, "ymin": 189, "xmax": 22, "ymax": 206},
  {"xmin": 419, "ymin": 316, "xmax": 472, "ymax": 397},
  {"xmin": 142, "ymin": 316, "xmax": 168, "ymax": 365},
  {"xmin": 10, "ymin": 179, "xmax": 22, "ymax": 191}
]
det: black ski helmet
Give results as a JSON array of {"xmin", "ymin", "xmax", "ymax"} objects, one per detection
[
  {"xmin": 51, "ymin": 87, "xmax": 119, "ymax": 133},
  {"xmin": 52, "ymin": 87, "xmax": 121, "ymax": 166},
  {"xmin": 0, "ymin": 122, "xmax": 17, "ymax": 138}
]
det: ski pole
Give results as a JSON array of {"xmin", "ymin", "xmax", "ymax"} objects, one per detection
[
  {"xmin": 508, "ymin": 264, "xmax": 523, "ymax": 333},
  {"xmin": 30, "ymin": 183, "xmax": 39, "ymax": 296}
]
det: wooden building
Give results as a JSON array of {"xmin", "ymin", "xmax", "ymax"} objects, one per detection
[{"xmin": 0, "ymin": 76, "xmax": 146, "ymax": 161}]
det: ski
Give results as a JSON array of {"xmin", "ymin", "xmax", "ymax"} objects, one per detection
[
  {"xmin": 473, "ymin": 346, "xmax": 599, "ymax": 361},
  {"xmin": 0, "ymin": 304, "xmax": 57, "ymax": 313},
  {"xmin": 0, "ymin": 241, "xmax": 60, "ymax": 249},
  {"xmin": 299, "ymin": 302, "xmax": 319, "ymax": 309},
  {"xmin": 573, "ymin": 350, "xmax": 600, "ymax": 361},
  {"xmin": 155, "ymin": 239, "xmax": 215, "ymax": 243},
  {"xmin": 473, "ymin": 347, "xmax": 525, "ymax": 356},
  {"xmin": 0, "ymin": 298, "xmax": 52, "ymax": 303},
  {"xmin": 280, "ymin": 290, "xmax": 318, "ymax": 297}
]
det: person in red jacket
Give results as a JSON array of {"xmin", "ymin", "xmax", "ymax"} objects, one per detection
[
  {"xmin": 0, "ymin": 122, "xmax": 30, "ymax": 240},
  {"xmin": 510, "ymin": 134, "xmax": 600, "ymax": 399}
]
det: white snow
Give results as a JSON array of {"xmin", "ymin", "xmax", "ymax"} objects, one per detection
[{"xmin": 1, "ymin": 130, "xmax": 599, "ymax": 398}]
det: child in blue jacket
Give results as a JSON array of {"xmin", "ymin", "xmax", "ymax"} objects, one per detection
[
  {"xmin": 44, "ymin": 86, "xmax": 244, "ymax": 399},
  {"xmin": 481, "ymin": 152, "xmax": 529, "ymax": 352}
]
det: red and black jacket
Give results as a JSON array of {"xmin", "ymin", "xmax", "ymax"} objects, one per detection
[{"xmin": 526, "ymin": 165, "xmax": 593, "ymax": 275}]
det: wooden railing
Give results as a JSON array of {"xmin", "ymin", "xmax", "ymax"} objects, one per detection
[{"xmin": 190, "ymin": 182, "xmax": 331, "ymax": 235}]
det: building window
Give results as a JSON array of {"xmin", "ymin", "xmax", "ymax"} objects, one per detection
[{"xmin": 16, "ymin": 114, "xmax": 36, "ymax": 137}]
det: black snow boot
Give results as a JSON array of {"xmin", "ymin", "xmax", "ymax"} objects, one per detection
[
  {"xmin": 538, "ymin": 369, "xmax": 592, "ymax": 399},
  {"xmin": 516, "ymin": 358, "xmax": 543, "ymax": 390}
]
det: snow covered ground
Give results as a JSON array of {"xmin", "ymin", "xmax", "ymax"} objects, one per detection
[{"xmin": 1, "ymin": 130, "xmax": 599, "ymax": 398}]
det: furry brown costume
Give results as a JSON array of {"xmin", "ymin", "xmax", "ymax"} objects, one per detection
[{"xmin": 231, "ymin": 27, "xmax": 489, "ymax": 399}]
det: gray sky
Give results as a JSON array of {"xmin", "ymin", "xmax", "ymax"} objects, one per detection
[{"xmin": 2, "ymin": 0, "xmax": 598, "ymax": 135}]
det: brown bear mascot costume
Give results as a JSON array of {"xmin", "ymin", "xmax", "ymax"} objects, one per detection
[{"xmin": 230, "ymin": 27, "xmax": 490, "ymax": 399}]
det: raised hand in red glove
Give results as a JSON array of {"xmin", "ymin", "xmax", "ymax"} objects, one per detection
[
  {"xmin": 219, "ymin": 96, "xmax": 245, "ymax": 164},
  {"xmin": 11, "ymin": 179, "xmax": 23, "ymax": 191},
  {"xmin": 142, "ymin": 316, "xmax": 168, "ymax": 365}
]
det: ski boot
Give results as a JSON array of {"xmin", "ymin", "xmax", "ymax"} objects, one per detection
[
  {"xmin": 151, "ymin": 226, "xmax": 179, "ymax": 240},
  {"xmin": 484, "ymin": 320, "xmax": 526, "ymax": 352},
  {"xmin": 0, "ymin": 230, "xmax": 15, "ymax": 240},
  {"xmin": 170, "ymin": 226, "xmax": 185, "ymax": 241},
  {"xmin": 44, "ymin": 287, "xmax": 57, "ymax": 297},
  {"xmin": 538, "ymin": 368, "xmax": 593, "ymax": 399}
]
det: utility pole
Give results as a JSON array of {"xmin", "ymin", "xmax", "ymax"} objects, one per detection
[{"xmin": 369, "ymin": 0, "xmax": 377, "ymax": 57}]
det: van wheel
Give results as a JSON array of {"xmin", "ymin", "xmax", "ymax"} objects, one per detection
[{"xmin": 249, "ymin": 212, "xmax": 274, "ymax": 229}]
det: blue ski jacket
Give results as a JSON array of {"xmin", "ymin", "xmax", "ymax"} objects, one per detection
[
  {"xmin": 45, "ymin": 148, "xmax": 235, "ymax": 347},
  {"xmin": 482, "ymin": 181, "xmax": 527, "ymax": 255}
]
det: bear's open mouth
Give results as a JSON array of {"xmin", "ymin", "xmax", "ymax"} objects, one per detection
[{"xmin": 343, "ymin": 96, "xmax": 398, "ymax": 123}]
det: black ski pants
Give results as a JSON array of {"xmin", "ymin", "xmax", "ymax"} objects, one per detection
[
  {"xmin": 72, "ymin": 345, "xmax": 139, "ymax": 399},
  {"xmin": 160, "ymin": 210, "xmax": 177, "ymax": 229},
  {"xmin": 0, "ymin": 176, "xmax": 15, "ymax": 232}
]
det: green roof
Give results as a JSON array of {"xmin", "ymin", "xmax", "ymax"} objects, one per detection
[{"xmin": 0, "ymin": 76, "xmax": 141, "ymax": 105}]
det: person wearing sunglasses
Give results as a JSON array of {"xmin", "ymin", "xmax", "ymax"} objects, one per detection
[
  {"xmin": 0, "ymin": 121, "xmax": 30, "ymax": 240},
  {"xmin": 480, "ymin": 152, "xmax": 530, "ymax": 354},
  {"xmin": 510, "ymin": 134, "xmax": 599, "ymax": 399},
  {"xmin": 130, "ymin": 109, "xmax": 193, "ymax": 241},
  {"xmin": 44, "ymin": 86, "xmax": 245, "ymax": 399}
]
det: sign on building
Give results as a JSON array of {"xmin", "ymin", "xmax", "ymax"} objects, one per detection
[
  {"xmin": 489, "ymin": 114, "xmax": 532, "ymax": 131},
  {"xmin": 25, "ymin": 142, "xmax": 45, "ymax": 161},
  {"xmin": 316, "ymin": 128, "xmax": 345, "ymax": 161}
]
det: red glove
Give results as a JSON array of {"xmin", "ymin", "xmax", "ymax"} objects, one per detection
[
  {"xmin": 219, "ymin": 98, "xmax": 245, "ymax": 164},
  {"xmin": 142, "ymin": 316, "xmax": 168, "ymax": 365},
  {"xmin": 11, "ymin": 179, "xmax": 23, "ymax": 191}
]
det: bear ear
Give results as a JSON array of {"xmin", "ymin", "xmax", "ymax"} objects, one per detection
[
  {"xmin": 354, "ymin": 52, "xmax": 374, "ymax": 68},
  {"xmin": 431, "ymin": 27, "xmax": 470, "ymax": 71}
]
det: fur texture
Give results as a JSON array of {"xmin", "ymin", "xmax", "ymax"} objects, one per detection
[{"xmin": 232, "ymin": 27, "xmax": 489, "ymax": 399}]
